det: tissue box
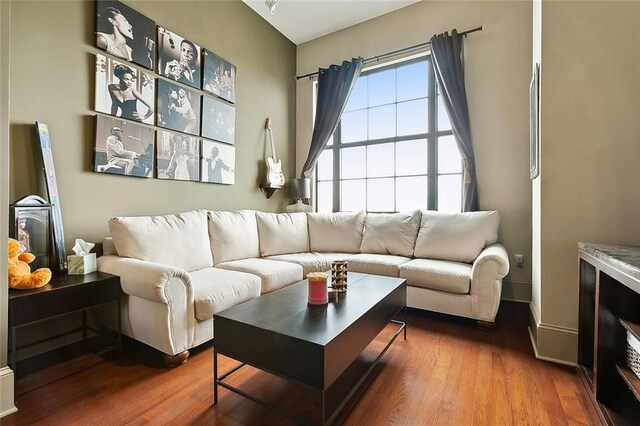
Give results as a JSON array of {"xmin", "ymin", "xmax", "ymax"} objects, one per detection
[{"xmin": 67, "ymin": 253, "xmax": 97, "ymax": 275}]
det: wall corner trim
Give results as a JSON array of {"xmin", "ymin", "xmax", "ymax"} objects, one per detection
[
  {"xmin": 0, "ymin": 367, "xmax": 17, "ymax": 418},
  {"xmin": 528, "ymin": 303, "xmax": 578, "ymax": 366}
]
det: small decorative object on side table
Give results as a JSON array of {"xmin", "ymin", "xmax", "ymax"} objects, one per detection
[
  {"xmin": 8, "ymin": 271, "xmax": 122, "ymax": 376},
  {"xmin": 67, "ymin": 239, "xmax": 97, "ymax": 275}
]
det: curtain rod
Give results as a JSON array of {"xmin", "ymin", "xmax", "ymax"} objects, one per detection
[{"xmin": 295, "ymin": 25, "xmax": 483, "ymax": 81}]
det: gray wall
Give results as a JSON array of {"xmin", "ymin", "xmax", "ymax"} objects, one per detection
[
  {"xmin": 9, "ymin": 0, "xmax": 297, "ymax": 248},
  {"xmin": 531, "ymin": 0, "xmax": 640, "ymax": 363}
]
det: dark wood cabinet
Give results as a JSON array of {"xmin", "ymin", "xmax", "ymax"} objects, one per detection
[
  {"xmin": 8, "ymin": 271, "xmax": 122, "ymax": 376},
  {"xmin": 578, "ymin": 243, "xmax": 640, "ymax": 425}
]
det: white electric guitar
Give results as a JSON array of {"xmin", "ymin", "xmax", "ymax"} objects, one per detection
[{"xmin": 265, "ymin": 118, "xmax": 285, "ymax": 187}]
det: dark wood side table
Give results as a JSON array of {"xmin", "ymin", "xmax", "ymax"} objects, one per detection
[
  {"xmin": 8, "ymin": 271, "xmax": 122, "ymax": 375},
  {"xmin": 578, "ymin": 243, "xmax": 640, "ymax": 425}
]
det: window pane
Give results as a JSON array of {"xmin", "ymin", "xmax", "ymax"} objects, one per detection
[
  {"xmin": 397, "ymin": 99, "xmax": 428, "ymax": 136},
  {"xmin": 397, "ymin": 60, "xmax": 428, "ymax": 102},
  {"xmin": 437, "ymin": 95, "xmax": 452, "ymax": 131},
  {"xmin": 345, "ymin": 77, "xmax": 367, "ymax": 112},
  {"xmin": 367, "ymin": 178, "xmax": 395, "ymax": 212},
  {"xmin": 438, "ymin": 174, "xmax": 462, "ymax": 212},
  {"xmin": 368, "ymin": 69, "xmax": 396, "ymax": 107},
  {"xmin": 317, "ymin": 181, "xmax": 333, "ymax": 213},
  {"xmin": 341, "ymin": 110, "xmax": 367, "ymax": 143},
  {"xmin": 341, "ymin": 179, "xmax": 366, "ymax": 211},
  {"xmin": 438, "ymin": 136, "xmax": 462, "ymax": 174},
  {"xmin": 368, "ymin": 105, "xmax": 395, "ymax": 140},
  {"xmin": 396, "ymin": 139, "xmax": 428, "ymax": 176},
  {"xmin": 317, "ymin": 149, "xmax": 333, "ymax": 181},
  {"xmin": 341, "ymin": 146, "xmax": 366, "ymax": 179},
  {"xmin": 367, "ymin": 143, "xmax": 394, "ymax": 178},
  {"xmin": 396, "ymin": 176, "xmax": 428, "ymax": 211}
]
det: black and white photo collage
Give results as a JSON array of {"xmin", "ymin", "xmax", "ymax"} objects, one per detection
[{"xmin": 93, "ymin": 0, "xmax": 236, "ymax": 184}]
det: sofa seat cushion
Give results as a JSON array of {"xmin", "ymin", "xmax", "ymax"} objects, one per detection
[
  {"xmin": 215, "ymin": 258, "xmax": 303, "ymax": 294},
  {"xmin": 190, "ymin": 268, "xmax": 261, "ymax": 321},
  {"xmin": 347, "ymin": 254, "xmax": 412, "ymax": 278},
  {"xmin": 414, "ymin": 210, "xmax": 499, "ymax": 263},
  {"xmin": 360, "ymin": 211, "xmax": 421, "ymax": 257},
  {"xmin": 307, "ymin": 211, "xmax": 365, "ymax": 253},
  {"xmin": 265, "ymin": 252, "xmax": 355, "ymax": 276},
  {"xmin": 208, "ymin": 210, "xmax": 260, "ymax": 265},
  {"xmin": 399, "ymin": 259, "xmax": 471, "ymax": 294},
  {"xmin": 256, "ymin": 212, "xmax": 310, "ymax": 256},
  {"xmin": 109, "ymin": 210, "xmax": 212, "ymax": 272}
]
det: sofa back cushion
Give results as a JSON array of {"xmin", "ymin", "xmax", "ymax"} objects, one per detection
[
  {"xmin": 108, "ymin": 210, "xmax": 212, "ymax": 272},
  {"xmin": 256, "ymin": 212, "xmax": 309, "ymax": 257},
  {"xmin": 208, "ymin": 210, "xmax": 260, "ymax": 265},
  {"xmin": 307, "ymin": 211, "xmax": 365, "ymax": 253},
  {"xmin": 414, "ymin": 210, "xmax": 500, "ymax": 263},
  {"xmin": 359, "ymin": 211, "xmax": 421, "ymax": 257}
]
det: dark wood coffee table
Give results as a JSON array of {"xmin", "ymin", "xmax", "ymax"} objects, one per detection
[{"xmin": 213, "ymin": 272, "xmax": 406, "ymax": 425}]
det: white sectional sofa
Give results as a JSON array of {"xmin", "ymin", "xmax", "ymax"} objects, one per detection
[{"xmin": 97, "ymin": 209, "xmax": 509, "ymax": 365}]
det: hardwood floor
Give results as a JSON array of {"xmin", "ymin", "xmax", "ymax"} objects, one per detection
[{"xmin": 4, "ymin": 301, "xmax": 598, "ymax": 425}]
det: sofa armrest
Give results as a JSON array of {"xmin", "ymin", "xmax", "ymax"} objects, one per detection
[
  {"xmin": 97, "ymin": 255, "xmax": 192, "ymax": 304},
  {"xmin": 470, "ymin": 243, "xmax": 510, "ymax": 321}
]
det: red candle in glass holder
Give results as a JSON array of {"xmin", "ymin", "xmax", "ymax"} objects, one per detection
[{"xmin": 307, "ymin": 272, "xmax": 328, "ymax": 305}]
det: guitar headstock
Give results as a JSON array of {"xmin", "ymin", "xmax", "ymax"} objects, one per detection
[{"xmin": 265, "ymin": 118, "xmax": 272, "ymax": 130}]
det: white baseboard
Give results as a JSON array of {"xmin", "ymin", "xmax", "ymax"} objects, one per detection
[
  {"xmin": 0, "ymin": 367, "xmax": 16, "ymax": 418},
  {"xmin": 528, "ymin": 303, "xmax": 578, "ymax": 366},
  {"xmin": 501, "ymin": 279, "xmax": 531, "ymax": 302}
]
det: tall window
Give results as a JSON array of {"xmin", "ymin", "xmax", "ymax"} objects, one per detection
[{"xmin": 316, "ymin": 56, "xmax": 462, "ymax": 213}]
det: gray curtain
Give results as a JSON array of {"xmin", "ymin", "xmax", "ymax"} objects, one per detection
[
  {"xmin": 430, "ymin": 30, "xmax": 479, "ymax": 212},
  {"xmin": 301, "ymin": 57, "xmax": 363, "ymax": 178}
]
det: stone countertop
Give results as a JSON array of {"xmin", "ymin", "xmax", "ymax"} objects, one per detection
[{"xmin": 579, "ymin": 242, "xmax": 640, "ymax": 281}]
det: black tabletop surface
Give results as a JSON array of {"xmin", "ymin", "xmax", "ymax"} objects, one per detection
[
  {"xmin": 215, "ymin": 272, "xmax": 406, "ymax": 346},
  {"xmin": 8, "ymin": 271, "xmax": 120, "ymax": 300}
]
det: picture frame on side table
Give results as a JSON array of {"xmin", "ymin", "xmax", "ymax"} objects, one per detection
[
  {"xmin": 530, "ymin": 63, "xmax": 540, "ymax": 179},
  {"xmin": 9, "ymin": 195, "xmax": 54, "ymax": 271}
]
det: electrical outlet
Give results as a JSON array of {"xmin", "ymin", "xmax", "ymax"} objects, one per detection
[{"xmin": 515, "ymin": 254, "xmax": 524, "ymax": 267}]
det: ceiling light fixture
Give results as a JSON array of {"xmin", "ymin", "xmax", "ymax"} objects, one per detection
[{"xmin": 265, "ymin": 0, "xmax": 278, "ymax": 15}]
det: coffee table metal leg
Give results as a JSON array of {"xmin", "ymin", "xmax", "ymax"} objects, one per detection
[
  {"xmin": 404, "ymin": 305, "xmax": 407, "ymax": 340},
  {"xmin": 213, "ymin": 347, "xmax": 218, "ymax": 404}
]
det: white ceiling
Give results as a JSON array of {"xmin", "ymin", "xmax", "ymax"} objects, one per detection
[{"xmin": 242, "ymin": 0, "xmax": 421, "ymax": 45}]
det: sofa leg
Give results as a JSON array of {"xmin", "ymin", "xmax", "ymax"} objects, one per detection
[
  {"xmin": 476, "ymin": 320, "xmax": 496, "ymax": 331},
  {"xmin": 163, "ymin": 350, "xmax": 190, "ymax": 367}
]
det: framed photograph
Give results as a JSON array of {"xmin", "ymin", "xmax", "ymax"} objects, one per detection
[
  {"xmin": 201, "ymin": 139, "xmax": 235, "ymax": 185},
  {"xmin": 530, "ymin": 63, "xmax": 540, "ymax": 179},
  {"xmin": 94, "ymin": 115, "xmax": 155, "ymax": 178},
  {"xmin": 95, "ymin": 0, "xmax": 156, "ymax": 70},
  {"xmin": 156, "ymin": 129, "xmax": 200, "ymax": 182},
  {"xmin": 202, "ymin": 95, "xmax": 235, "ymax": 144},
  {"xmin": 157, "ymin": 79, "xmax": 201, "ymax": 136},
  {"xmin": 9, "ymin": 195, "xmax": 54, "ymax": 271},
  {"xmin": 203, "ymin": 49, "xmax": 236, "ymax": 104},
  {"xmin": 95, "ymin": 54, "xmax": 155, "ymax": 125},
  {"xmin": 157, "ymin": 27, "xmax": 201, "ymax": 89}
]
